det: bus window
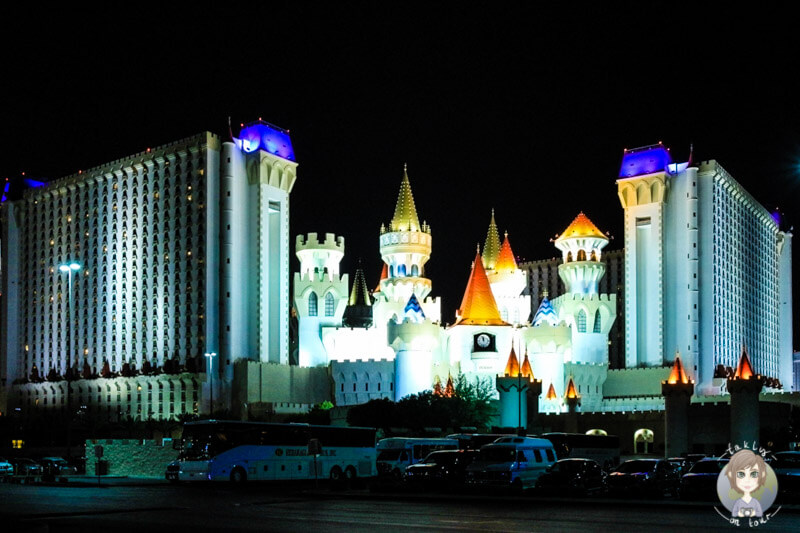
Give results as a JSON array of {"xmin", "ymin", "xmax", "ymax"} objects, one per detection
[
  {"xmin": 533, "ymin": 449, "xmax": 542, "ymax": 462},
  {"xmin": 400, "ymin": 450, "xmax": 409, "ymax": 462},
  {"xmin": 545, "ymin": 449, "xmax": 555, "ymax": 462}
]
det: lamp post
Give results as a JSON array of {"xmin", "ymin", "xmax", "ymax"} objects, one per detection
[
  {"xmin": 59, "ymin": 261, "xmax": 81, "ymax": 457},
  {"xmin": 205, "ymin": 352, "xmax": 217, "ymax": 415}
]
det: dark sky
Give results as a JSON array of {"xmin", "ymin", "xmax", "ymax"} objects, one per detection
[{"xmin": 2, "ymin": 4, "xmax": 799, "ymax": 345}]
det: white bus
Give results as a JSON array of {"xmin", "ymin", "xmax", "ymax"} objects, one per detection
[
  {"xmin": 465, "ymin": 436, "xmax": 557, "ymax": 490},
  {"xmin": 376, "ymin": 437, "xmax": 459, "ymax": 478},
  {"xmin": 166, "ymin": 420, "xmax": 377, "ymax": 484},
  {"xmin": 541, "ymin": 432, "xmax": 620, "ymax": 470}
]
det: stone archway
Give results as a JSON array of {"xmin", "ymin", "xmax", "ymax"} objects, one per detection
[{"xmin": 634, "ymin": 428, "xmax": 654, "ymax": 454}]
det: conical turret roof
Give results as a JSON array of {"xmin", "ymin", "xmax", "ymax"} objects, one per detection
[
  {"xmin": 532, "ymin": 292, "xmax": 559, "ymax": 326},
  {"xmin": 666, "ymin": 352, "xmax": 690, "ymax": 384},
  {"xmin": 520, "ymin": 352, "xmax": 533, "ymax": 379},
  {"xmin": 374, "ymin": 263, "xmax": 388, "ymax": 294},
  {"xmin": 734, "ymin": 346, "xmax": 756, "ymax": 380},
  {"xmin": 556, "ymin": 212, "xmax": 607, "ymax": 241},
  {"xmin": 545, "ymin": 383, "xmax": 558, "ymax": 400},
  {"xmin": 503, "ymin": 346, "xmax": 520, "ymax": 377},
  {"xmin": 494, "ymin": 231, "xmax": 518, "ymax": 272},
  {"xmin": 565, "ymin": 376, "xmax": 579, "ymax": 399},
  {"xmin": 454, "ymin": 250, "xmax": 508, "ymax": 326},
  {"xmin": 402, "ymin": 293, "xmax": 426, "ymax": 323},
  {"xmin": 482, "ymin": 209, "xmax": 501, "ymax": 270},
  {"xmin": 348, "ymin": 266, "xmax": 372, "ymax": 307},
  {"xmin": 390, "ymin": 165, "xmax": 421, "ymax": 232}
]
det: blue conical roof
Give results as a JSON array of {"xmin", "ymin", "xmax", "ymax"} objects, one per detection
[
  {"xmin": 532, "ymin": 294, "xmax": 559, "ymax": 326},
  {"xmin": 403, "ymin": 293, "xmax": 426, "ymax": 323}
]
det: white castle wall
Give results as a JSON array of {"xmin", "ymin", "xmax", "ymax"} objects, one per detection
[{"xmin": 331, "ymin": 359, "xmax": 394, "ymax": 406}]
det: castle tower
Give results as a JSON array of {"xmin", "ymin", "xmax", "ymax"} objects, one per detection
[
  {"xmin": 661, "ymin": 352, "xmax": 694, "ymax": 457},
  {"xmin": 496, "ymin": 346, "xmax": 531, "ymax": 430},
  {"xmin": 564, "ymin": 376, "xmax": 581, "ymax": 433},
  {"xmin": 522, "ymin": 292, "xmax": 570, "ymax": 408},
  {"xmin": 727, "ymin": 347, "xmax": 764, "ymax": 447},
  {"xmin": 552, "ymin": 213, "xmax": 616, "ymax": 365},
  {"xmin": 483, "ymin": 212, "xmax": 530, "ymax": 326},
  {"xmin": 222, "ymin": 121, "xmax": 297, "ymax": 384},
  {"xmin": 293, "ymin": 233, "xmax": 348, "ymax": 367},
  {"xmin": 342, "ymin": 264, "xmax": 373, "ymax": 328},
  {"xmin": 379, "ymin": 165, "xmax": 433, "ymax": 303},
  {"xmin": 448, "ymin": 249, "xmax": 512, "ymax": 380},
  {"xmin": 389, "ymin": 294, "xmax": 441, "ymax": 400},
  {"xmin": 616, "ymin": 144, "xmax": 672, "ymax": 368}
]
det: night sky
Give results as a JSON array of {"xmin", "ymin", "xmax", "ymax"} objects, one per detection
[{"xmin": 3, "ymin": 5, "xmax": 799, "ymax": 345}]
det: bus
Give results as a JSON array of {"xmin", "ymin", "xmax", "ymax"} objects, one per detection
[
  {"xmin": 541, "ymin": 432, "xmax": 620, "ymax": 470},
  {"xmin": 166, "ymin": 420, "xmax": 377, "ymax": 484}
]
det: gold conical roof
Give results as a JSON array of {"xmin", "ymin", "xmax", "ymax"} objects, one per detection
[
  {"xmin": 520, "ymin": 352, "xmax": 533, "ymax": 379},
  {"xmin": 667, "ymin": 352, "xmax": 690, "ymax": 384},
  {"xmin": 390, "ymin": 165, "xmax": 421, "ymax": 232},
  {"xmin": 503, "ymin": 346, "xmax": 520, "ymax": 377},
  {"xmin": 454, "ymin": 250, "xmax": 508, "ymax": 326},
  {"xmin": 556, "ymin": 212, "xmax": 607, "ymax": 241},
  {"xmin": 348, "ymin": 267, "xmax": 372, "ymax": 307},
  {"xmin": 482, "ymin": 209, "xmax": 501, "ymax": 270},
  {"xmin": 734, "ymin": 346, "xmax": 756, "ymax": 380}
]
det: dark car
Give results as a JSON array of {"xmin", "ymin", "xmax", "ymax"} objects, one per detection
[
  {"xmin": 403, "ymin": 450, "xmax": 479, "ymax": 488},
  {"xmin": 679, "ymin": 457, "xmax": 728, "ymax": 500},
  {"xmin": 40, "ymin": 457, "xmax": 78, "ymax": 477},
  {"xmin": 683, "ymin": 453, "xmax": 708, "ymax": 469},
  {"xmin": 10, "ymin": 458, "xmax": 42, "ymax": 476},
  {"xmin": 667, "ymin": 457, "xmax": 688, "ymax": 475},
  {"xmin": 772, "ymin": 451, "xmax": 800, "ymax": 495},
  {"xmin": 608, "ymin": 459, "xmax": 680, "ymax": 497},
  {"xmin": 535, "ymin": 458, "xmax": 608, "ymax": 496}
]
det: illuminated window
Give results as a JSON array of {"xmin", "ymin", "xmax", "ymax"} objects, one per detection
[
  {"xmin": 308, "ymin": 292, "xmax": 318, "ymax": 317},
  {"xmin": 324, "ymin": 293, "xmax": 335, "ymax": 317},
  {"xmin": 576, "ymin": 310, "xmax": 587, "ymax": 333}
]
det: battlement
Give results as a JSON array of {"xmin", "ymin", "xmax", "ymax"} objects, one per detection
[
  {"xmin": 558, "ymin": 293, "xmax": 616, "ymax": 303},
  {"xmin": 296, "ymin": 232, "xmax": 345, "ymax": 252}
]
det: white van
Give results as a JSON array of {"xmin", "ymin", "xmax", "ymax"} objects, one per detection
[
  {"xmin": 465, "ymin": 436, "xmax": 557, "ymax": 490},
  {"xmin": 376, "ymin": 437, "xmax": 459, "ymax": 478}
]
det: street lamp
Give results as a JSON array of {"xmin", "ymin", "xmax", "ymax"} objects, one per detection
[
  {"xmin": 59, "ymin": 261, "xmax": 81, "ymax": 457},
  {"xmin": 205, "ymin": 352, "xmax": 217, "ymax": 415}
]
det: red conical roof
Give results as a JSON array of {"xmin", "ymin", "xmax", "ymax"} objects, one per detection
[
  {"xmin": 545, "ymin": 383, "xmax": 558, "ymax": 400},
  {"xmin": 734, "ymin": 346, "xmax": 755, "ymax": 380},
  {"xmin": 565, "ymin": 377, "xmax": 579, "ymax": 399},
  {"xmin": 520, "ymin": 352, "xmax": 533, "ymax": 379},
  {"xmin": 503, "ymin": 346, "xmax": 520, "ymax": 377},
  {"xmin": 667, "ymin": 353, "xmax": 690, "ymax": 384},
  {"xmin": 494, "ymin": 232, "xmax": 517, "ymax": 272},
  {"xmin": 373, "ymin": 263, "xmax": 388, "ymax": 293},
  {"xmin": 454, "ymin": 251, "xmax": 508, "ymax": 326}
]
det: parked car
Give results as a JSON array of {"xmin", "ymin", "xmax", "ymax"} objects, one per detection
[
  {"xmin": 0, "ymin": 458, "xmax": 13, "ymax": 478},
  {"xmin": 679, "ymin": 457, "xmax": 728, "ymax": 501},
  {"xmin": 608, "ymin": 459, "xmax": 680, "ymax": 497},
  {"xmin": 667, "ymin": 457, "xmax": 688, "ymax": 475},
  {"xmin": 465, "ymin": 436, "xmax": 557, "ymax": 491},
  {"xmin": 682, "ymin": 453, "xmax": 708, "ymax": 469},
  {"xmin": 403, "ymin": 450, "xmax": 480, "ymax": 488},
  {"xmin": 535, "ymin": 458, "xmax": 608, "ymax": 496},
  {"xmin": 40, "ymin": 457, "xmax": 78, "ymax": 476},
  {"xmin": 772, "ymin": 451, "xmax": 800, "ymax": 495},
  {"xmin": 10, "ymin": 458, "xmax": 42, "ymax": 476}
]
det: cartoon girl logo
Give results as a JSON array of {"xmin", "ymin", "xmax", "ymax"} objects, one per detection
[{"xmin": 716, "ymin": 448, "xmax": 779, "ymax": 525}]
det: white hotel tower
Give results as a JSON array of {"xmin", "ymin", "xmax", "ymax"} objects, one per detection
[
  {"xmin": 617, "ymin": 144, "xmax": 793, "ymax": 393},
  {"xmin": 1, "ymin": 120, "xmax": 298, "ymax": 418}
]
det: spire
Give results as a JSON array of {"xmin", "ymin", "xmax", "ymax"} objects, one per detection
[
  {"xmin": 402, "ymin": 293, "xmax": 426, "ymax": 323},
  {"xmin": 444, "ymin": 374, "xmax": 454, "ymax": 397},
  {"xmin": 520, "ymin": 351, "xmax": 533, "ymax": 379},
  {"xmin": 545, "ymin": 383, "xmax": 558, "ymax": 400},
  {"xmin": 433, "ymin": 376, "xmax": 444, "ymax": 396},
  {"xmin": 373, "ymin": 263, "xmax": 388, "ymax": 293},
  {"xmin": 734, "ymin": 346, "xmax": 756, "ymax": 380},
  {"xmin": 666, "ymin": 352, "xmax": 691, "ymax": 384},
  {"xmin": 556, "ymin": 212, "xmax": 607, "ymax": 241},
  {"xmin": 494, "ymin": 231, "xmax": 518, "ymax": 272},
  {"xmin": 482, "ymin": 209, "xmax": 501, "ymax": 270},
  {"xmin": 532, "ymin": 294, "xmax": 559, "ymax": 326},
  {"xmin": 503, "ymin": 346, "xmax": 520, "ymax": 377},
  {"xmin": 565, "ymin": 376, "xmax": 579, "ymax": 399},
  {"xmin": 348, "ymin": 265, "xmax": 372, "ymax": 306},
  {"xmin": 390, "ymin": 165, "xmax": 421, "ymax": 232},
  {"xmin": 454, "ymin": 250, "xmax": 508, "ymax": 326}
]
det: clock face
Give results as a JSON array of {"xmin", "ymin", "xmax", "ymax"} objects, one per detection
[{"xmin": 476, "ymin": 334, "xmax": 491, "ymax": 348}]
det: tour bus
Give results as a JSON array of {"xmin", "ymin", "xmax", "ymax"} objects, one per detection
[
  {"xmin": 166, "ymin": 420, "xmax": 377, "ymax": 484},
  {"xmin": 541, "ymin": 432, "xmax": 620, "ymax": 470},
  {"xmin": 446, "ymin": 433, "xmax": 514, "ymax": 450},
  {"xmin": 376, "ymin": 437, "xmax": 459, "ymax": 478},
  {"xmin": 465, "ymin": 436, "xmax": 557, "ymax": 490}
]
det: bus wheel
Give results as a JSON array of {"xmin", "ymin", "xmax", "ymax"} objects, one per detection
[
  {"xmin": 329, "ymin": 466, "xmax": 343, "ymax": 483},
  {"xmin": 230, "ymin": 467, "xmax": 247, "ymax": 484},
  {"xmin": 345, "ymin": 466, "xmax": 357, "ymax": 488}
]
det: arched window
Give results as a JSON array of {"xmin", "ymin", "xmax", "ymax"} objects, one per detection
[
  {"xmin": 590, "ymin": 250, "xmax": 597, "ymax": 262},
  {"xmin": 577, "ymin": 249, "xmax": 587, "ymax": 261},
  {"xmin": 411, "ymin": 264, "xmax": 419, "ymax": 277},
  {"xmin": 576, "ymin": 309, "xmax": 587, "ymax": 332},
  {"xmin": 324, "ymin": 293, "xmax": 335, "ymax": 316},
  {"xmin": 308, "ymin": 292, "xmax": 318, "ymax": 317},
  {"xmin": 397, "ymin": 264, "xmax": 407, "ymax": 277},
  {"xmin": 566, "ymin": 252, "xmax": 573, "ymax": 263},
  {"xmin": 593, "ymin": 310, "xmax": 602, "ymax": 333}
]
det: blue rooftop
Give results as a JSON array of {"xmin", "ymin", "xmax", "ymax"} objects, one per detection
[
  {"xmin": 238, "ymin": 120, "xmax": 295, "ymax": 161},
  {"xmin": 618, "ymin": 144, "xmax": 672, "ymax": 178},
  {"xmin": 532, "ymin": 295, "xmax": 559, "ymax": 327}
]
